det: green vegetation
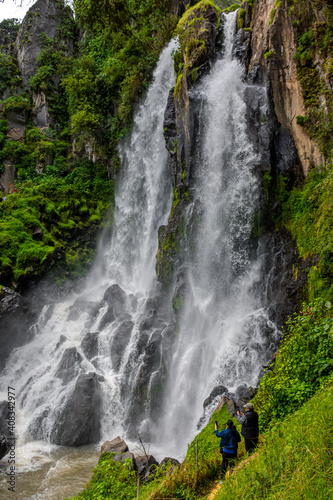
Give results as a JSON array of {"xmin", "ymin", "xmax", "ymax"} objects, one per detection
[
  {"xmin": 0, "ymin": 0, "xmax": 179, "ymax": 287},
  {"xmin": 173, "ymin": 0, "xmax": 221, "ymax": 97},
  {"xmin": 222, "ymin": 3, "xmax": 240, "ymax": 14},
  {"xmin": 0, "ymin": 159, "xmax": 114, "ymax": 283},
  {"xmin": 237, "ymin": 8, "xmax": 246, "ymax": 29},
  {"xmin": 0, "ymin": 53, "xmax": 21, "ymax": 97},
  {"xmin": 67, "ymin": 452, "xmax": 137, "ymax": 500},
  {"xmin": 254, "ymin": 299, "xmax": 333, "ymax": 428},
  {"xmin": 281, "ymin": 164, "xmax": 333, "ymax": 300},
  {"xmin": 264, "ymin": 49, "xmax": 274, "ymax": 59},
  {"xmin": 215, "ymin": 380, "xmax": 333, "ymax": 499},
  {"xmin": 69, "ymin": 404, "xmax": 243, "ymax": 500},
  {"xmin": 0, "ymin": 18, "xmax": 20, "ymax": 42},
  {"xmin": 291, "ymin": 0, "xmax": 333, "ymax": 160}
]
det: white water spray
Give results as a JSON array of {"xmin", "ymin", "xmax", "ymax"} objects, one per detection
[{"xmin": 158, "ymin": 12, "xmax": 280, "ymax": 454}]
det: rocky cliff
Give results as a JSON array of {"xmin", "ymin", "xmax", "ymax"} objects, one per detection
[
  {"xmin": 247, "ymin": 0, "xmax": 323, "ymax": 173},
  {"xmin": 157, "ymin": 0, "xmax": 331, "ymax": 329}
]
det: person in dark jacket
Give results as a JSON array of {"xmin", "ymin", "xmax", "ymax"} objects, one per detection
[
  {"xmin": 236, "ymin": 402, "xmax": 259, "ymax": 454},
  {"xmin": 214, "ymin": 419, "xmax": 241, "ymax": 481}
]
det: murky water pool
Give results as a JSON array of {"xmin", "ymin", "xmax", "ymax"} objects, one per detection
[{"xmin": 0, "ymin": 443, "xmax": 99, "ymax": 500}]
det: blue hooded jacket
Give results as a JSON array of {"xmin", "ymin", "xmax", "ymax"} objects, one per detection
[{"xmin": 214, "ymin": 427, "xmax": 241, "ymax": 454}]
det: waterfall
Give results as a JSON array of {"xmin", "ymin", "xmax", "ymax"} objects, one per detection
[
  {"xmin": 158, "ymin": 11, "xmax": 280, "ymax": 454},
  {"xmin": 0, "ymin": 12, "xmax": 282, "ymax": 495},
  {"xmin": 0, "ymin": 40, "xmax": 176, "ymax": 458}
]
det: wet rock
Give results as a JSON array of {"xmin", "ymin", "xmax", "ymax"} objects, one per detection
[
  {"xmin": 55, "ymin": 335, "xmax": 67, "ymax": 350},
  {"xmin": 67, "ymin": 309, "xmax": 79, "ymax": 321},
  {"xmin": 51, "ymin": 372, "xmax": 102, "ymax": 446},
  {"xmin": 235, "ymin": 385, "xmax": 252, "ymax": 402},
  {"xmin": 110, "ymin": 320, "xmax": 133, "ymax": 371},
  {"xmin": 203, "ymin": 385, "xmax": 228, "ymax": 408},
  {"xmin": 113, "ymin": 451, "xmax": 136, "ymax": 468},
  {"xmin": 81, "ymin": 332, "xmax": 99, "ymax": 360},
  {"xmin": 0, "ymin": 401, "xmax": 8, "ymax": 436},
  {"xmin": 135, "ymin": 455, "xmax": 159, "ymax": 481},
  {"xmin": 27, "ymin": 407, "xmax": 50, "ymax": 440},
  {"xmin": 0, "ymin": 287, "xmax": 22, "ymax": 316},
  {"xmin": 0, "ymin": 434, "xmax": 9, "ymax": 460},
  {"xmin": 232, "ymin": 27, "xmax": 250, "ymax": 67},
  {"xmin": 99, "ymin": 307, "xmax": 116, "ymax": 330},
  {"xmin": 103, "ymin": 284, "xmax": 127, "ymax": 314},
  {"xmin": 101, "ymin": 436, "xmax": 129, "ymax": 454},
  {"xmin": 55, "ymin": 347, "xmax": 83, "ymax": 384}
]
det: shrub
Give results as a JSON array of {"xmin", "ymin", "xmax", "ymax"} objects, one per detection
[{"xmin": 253, "ymin": 299, "xmax": 333, "ymax": 429}]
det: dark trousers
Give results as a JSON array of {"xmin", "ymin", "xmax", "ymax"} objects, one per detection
[
  {"xmin": 244, "ymin": 437, "xmax": 258, "ymax": 454},
  {"xmin": 221, "ymin": 451, "xmax": 237, "ymax": 478}
]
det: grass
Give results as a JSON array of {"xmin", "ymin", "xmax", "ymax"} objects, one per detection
[
  {"xmin": 215, "ymin": 379, "xmax": 333, "ymax": 499},
  {"xmin": 68, "ymin": 404, "xmax": 243, "ymax": 500}
]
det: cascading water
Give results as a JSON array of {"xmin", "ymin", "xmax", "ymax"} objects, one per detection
[
  {"xmin": 0, "ymin": 11, "xmax": 282, "ymax": 499},
  {"xmin": 158, "ymin": 11, "xmax": 280, "ymax": 454},
  {"xmin": 0, "ymin": 40, "xmax": 176, "ymax": 498}
]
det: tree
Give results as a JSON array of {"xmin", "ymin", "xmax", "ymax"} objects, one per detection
[{"xmin": 73, "ymin": 0, "xmax": 130, "ymax": 32}]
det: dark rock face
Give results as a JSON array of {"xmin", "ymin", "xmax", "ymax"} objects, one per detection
[
  {"xmin": 157, "ymin": 6, "xmax": 223, "ymax": 287},
  {"xmin": 55, "ymin": 347, "xmax": 83, "ymax": 384},
  {"xmin": 98, "ymin": 308, "xmax": 116, "ymax": 330},
  {"xmin": 103, "ymin": 284, "xmax": 127, "ymax": 313},
  {"xmin": 101, "ymin": 436, "xmax": 129, "ymax": 454},
  {"xmin": 110, "ymin": 320, "xmax": 134, "ymax": 371},
  {"xmin": 0, "ymin": 286, "xmax": 21, "ymax": 316},
  {"xmin": 81, "ymin": 332, "xmax": 99, "ymax": 360},
  {"xmin": 203, "ymin": 385, "xmax": 228, "ymax": 408},
  {"xmin": 0, "ymin": 434, "xmax": 9, "ymax": 460},
  {"xmin": 0, "ymin": 401, "xmax": 10, "ymax": 459},
  {"xmin": 51, "ymin": 372, "xmax": 102, "ymax": 446},
  {"xmin": 235, "ymin": 385, "xmax": 252, "ymax": 402},
  {"xmin": 0, "ymin": 288, "xmax": 36, "ymax": 372}
]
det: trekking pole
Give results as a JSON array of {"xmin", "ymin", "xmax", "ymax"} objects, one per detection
[{"xmin": 137, "ymin": 475, "xmax": 140, "ymax": 500}]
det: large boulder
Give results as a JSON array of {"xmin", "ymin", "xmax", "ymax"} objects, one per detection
[
  {"xmin": 235, "ymin": 385, "xmax": 252, "ymax": 402},
  {"xmin": 135, "ymin": 455, "xmax": 159, "ymax": 481},
  {"xmin": 101, "ymin": 436, "xmax": 129, "ymax": 454},
  {"xmin": 55, "ymin": 347, "xmax": 83, "ymax": 384},
  {"xmin": 112, "ymin": 451, "xmax": 136, "ymax": 468},
  {"xmin": 103, "ymin": 284, "xmax": 127, "ymax": 314},
  {"xmin": 51, "ymin": 372, "xmax": 102, "ymax": 446},
  {"xmin": 203, "ymin": 385, "xmax": 228, "ymax": 408}
]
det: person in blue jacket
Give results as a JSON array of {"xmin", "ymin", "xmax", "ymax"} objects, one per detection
[{"xmin": 214, "ymin": 418, "xmax": 241, "ymax": 482}]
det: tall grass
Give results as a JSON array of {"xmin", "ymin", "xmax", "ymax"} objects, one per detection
[
  {"xmin": 215, "ymin": 381, "xmax": 333, "ymax": 499},
  {"xmin": 140, "ymin": 404, "xmax": 244, "ymax": 500}
]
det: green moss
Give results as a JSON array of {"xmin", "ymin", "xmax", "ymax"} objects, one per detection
[
  {"xmin": 236, "ymin": 8, "xmax": 245, "ymax": 29},
  {"xmin": 222, "ymin": 3, "xmax": 240, "ymax": 14},
  {"xmin": 264, "ymin": 49, "xmax": 274, "ymax": 59},
  {"xmin": 268, "ymin": 7, "xmax": 276, "ymax": 26}
]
